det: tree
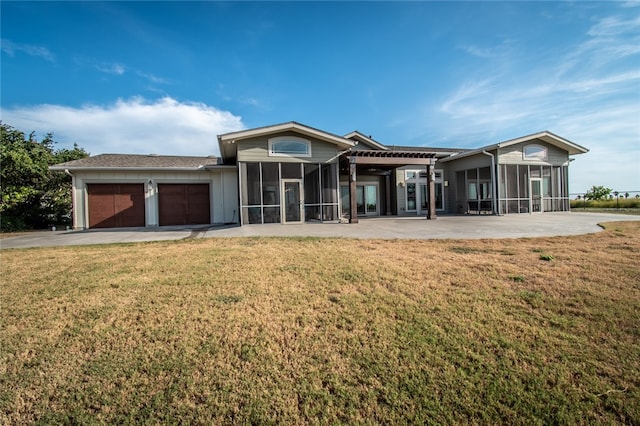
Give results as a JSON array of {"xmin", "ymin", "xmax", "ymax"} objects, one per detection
[
  {"xmin": 0, "ymin": 123, "xmax": 88, "ymax": 231},
  {"xmin": 584, "ymin": 185, "xmax": 612, "ymax": 201}
]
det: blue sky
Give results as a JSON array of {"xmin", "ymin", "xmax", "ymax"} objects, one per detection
[{"xmin": 1, "ymin": 1, "xmax": 639, "ymax": 194}]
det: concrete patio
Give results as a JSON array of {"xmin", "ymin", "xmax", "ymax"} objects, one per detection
[{"xmin": 1, "ymin": 212, "xmax": 637, "ymax": 249}]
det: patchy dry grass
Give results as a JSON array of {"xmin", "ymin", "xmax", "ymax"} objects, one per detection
[
  {"xmin": 2, "ymin": 222, "xmax": 639, "ymax": 424},
  {"xmin": 0, "ymin": 232, "xmax": 29, "ymax": 240}
]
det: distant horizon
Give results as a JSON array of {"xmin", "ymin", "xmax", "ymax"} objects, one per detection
[{"xmin": 2, "ymin": 1, "xmax": 639, "ymax": 193}]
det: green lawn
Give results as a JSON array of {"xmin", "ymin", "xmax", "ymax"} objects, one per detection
[{"xmin": 2, "ymin": 222, "xmax": 639, "ymax": 424}]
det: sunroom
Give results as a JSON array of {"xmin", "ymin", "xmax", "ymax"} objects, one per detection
[
  {"xmin": 218, "ymin": 122, "xmax": 354, "ymax": 225},
  {"xmin": 442, "ymin": 131, "xmax": 588, "ymax": 215}
]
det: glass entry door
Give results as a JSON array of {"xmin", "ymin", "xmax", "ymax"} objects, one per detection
[
  {"xmin": 530, "ymin": 178, "xmax": 543, "ymax": 213},
  {"xmin": 356, "ymin": 185, "xmax": 378, "ymax": 216},
  {"xmin": 282, "ymin": 180, "xmax": 304, "ymax": 223},
  {"xmin": 419, "ymin": 184, "xmax": 428, "ymax": 215},
  {"xmin": 341, "ymin": 185, "xmax": 379, "ymax": 217}
]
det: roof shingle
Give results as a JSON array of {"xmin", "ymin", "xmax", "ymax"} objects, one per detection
[{"xmin": 50, "ymin": 154, "xmax": 220, "ymax": 170}]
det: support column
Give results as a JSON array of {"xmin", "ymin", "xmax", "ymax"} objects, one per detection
[
  {"xmin": 427, "ymin": 161, "xmax": 437, "ymax": 220},
  {"xmin": 385, "ymin": 172, "xmax": 392, "ymax": 215},
  {"xmin": 349, "ymin": 156, "xmax": 358, "ymax": 223}
]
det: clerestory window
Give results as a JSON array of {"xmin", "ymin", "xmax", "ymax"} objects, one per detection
[
  {"xmin": 523, "ymin": 144, "xmax": 547, "ymax": 161},
  {"xmin": 268, "ymin": 136, "xmax": 311, "ymax": 157}
]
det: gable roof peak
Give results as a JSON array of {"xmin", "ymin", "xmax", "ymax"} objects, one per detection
[
  {"xmin": 344, "ymin": 130, "xmax": 389, "ymax": 150},
  {"xmin": 217, "ymin": 121, "xmax": 355, "ymax": 161}
]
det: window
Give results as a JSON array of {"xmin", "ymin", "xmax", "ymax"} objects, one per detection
[
  {"xmin": 468, "ymin": 183, "xmax": 478, "ymax": 200},
  {"xmin": 419, "ymin": 170, "xmax": 442, "ymax": 179},
  {"xmin": 406, "ymin": 168, "xmax": 444, "ymax": 212},
  {"xmin": 523, "ymin": 144, "xmax": 547, "ymax": 161},
  {"xmin": 406, "ymin": 183, "xmax": 417, "ymax": 211},
  {"xmin": 268, "ymin": 136, "xmax": 311, "ymax": 157},
  {"xmin": 342, "ymin": 184, "xmax": 379, "ymax": 216},
  {"xmin": 468, "ymin": 181, "xmax": 491, "ymax": 200}
]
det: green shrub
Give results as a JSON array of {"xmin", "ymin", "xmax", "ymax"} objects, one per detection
[{"xmin": 570, "ymin": 198, "xmax": 640, "ymax": 209}]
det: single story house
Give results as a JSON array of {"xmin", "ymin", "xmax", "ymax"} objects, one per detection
[{"xmin": 50, "ymin": 121, "xmax": 588, "ymax": 229}]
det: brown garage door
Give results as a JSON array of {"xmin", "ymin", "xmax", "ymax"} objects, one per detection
[
  {"xmin": 158, "ymin": 184, "xmax": 210, "ymax": 226},
  {"xmin": 87, "ymin": 184, "xmax": 145, "ymax": 228}
]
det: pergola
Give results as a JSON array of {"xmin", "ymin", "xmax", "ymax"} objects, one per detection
[{"xmin": 343, "ymin": 150, "xmax": 438, "ymax": 223}]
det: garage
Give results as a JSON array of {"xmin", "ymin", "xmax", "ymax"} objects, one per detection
[
  {"xmin": 87, "ymin": 184, "xmax": 146, "ymax": 228},
  {"xmin": 158, "ymin": 184, "xmax": 211, "ymax": 226}
]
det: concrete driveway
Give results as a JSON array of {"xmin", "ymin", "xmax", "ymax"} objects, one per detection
[{"xmin": 1, "ymin": 212, "xmax": 637, "ymax": 249}]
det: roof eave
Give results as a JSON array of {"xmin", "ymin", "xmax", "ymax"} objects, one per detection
[
  {"xmin": 344, "ymin": 131, "xmax": 390, "ymax": 150},
  {"xmin": 441, "ymin": 131, "xmax": 588, "ymax": 162},
  {"xmin": 49, "ymin": 166, "xmax": 216, "ymax": 172},
  {"xmin": 497, "ymin": 131, "xmax": 589, "ymax": 155},
  {"xmin": 218, "ymin": 121, "xmax": 355, "ymax": 149}
]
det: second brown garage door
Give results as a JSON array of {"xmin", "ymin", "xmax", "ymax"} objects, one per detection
[{"xmin": 158, "ymin": 184, "xmax": 211, "ymax": 226}]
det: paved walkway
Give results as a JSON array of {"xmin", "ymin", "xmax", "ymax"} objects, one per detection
[{"xmin": 1, "ymin": 212, "xmax": 637, "ymax": 249}]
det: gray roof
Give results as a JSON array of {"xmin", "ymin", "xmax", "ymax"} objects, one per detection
[
  {"xmin": 387, "ymin": 145, "xmax": 468, "ymax": 158},
  {"xmin": 389, "ymin": 145, "xmax": 468, "ymax": 153},
  {"xmin": 50, "ymin": 154, "xmax": 221, "ymax": 171}
]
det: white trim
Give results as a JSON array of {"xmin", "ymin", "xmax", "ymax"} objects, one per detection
[
  {"xmin": 404, "ymin": 168, "xmax": 445, "ymax": 212},
  {"xmin": 360, "ymin": 183, "xmax": 380, "ymax": 216},
  {"xmin": 281, "ymin": 179, "xmax": 304, "ymax": 223},
  {"xmin": 344, "ymin": 131, "xmax": 390, "ymax": 150},
  {"xmin": 405, "ymin": 182, "xmax": 417, "ymax": 212},
  {"xmin": 530, "ymin": 178, "xmax": 543, "ymax": 213},
  {"xmin": 340, "ymin": 183, "xmax": 380, "ymax": 217}
]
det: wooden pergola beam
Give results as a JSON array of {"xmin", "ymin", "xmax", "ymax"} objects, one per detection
[
  {"xmin": 351, "ymin": 156, "xmax": 436, "ymax": 166},
  {"xmin": 344, "ymin": 151, "xmax": 438, "ymax": 222},
  {"xmin": 427, "ymin": 163, "xmax": 437, "ymax": 220},
  {"xmin": 349, "ymin": 157, "xmax": 358, "ymax": 223}
]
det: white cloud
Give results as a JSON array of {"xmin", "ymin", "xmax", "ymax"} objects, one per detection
[
  {"xmin": 73, "ymin": 57, "xmax": 128, "ymax": 76},
  {"xmin": 1, "ymin": 38, "xmax": 55, "ymax": 62},
  {"xmin": 136, "ymin": 71, "xmax": 168, "ymax": 84},
  {"xmin": 426, "ymin": 5, "xmax": 640, "ymax": 193},
  {"xmin": 552, "ymin": 103, "xmax": 640, "ymax": 193},
  {"xmin": 587, "ymin": 15, "xmax": 640, "ymax": 36},
  {"xmin": 74, "ymin": 57, "xmax": 170, "ymax": 85},
  {"xmin": 95, "ymin": 62, "xmax": 126, "ymax": 75},
  {"xmin": 558, "ymin": 13, "xmax": 640, "ymax": 76},
  {"xmin": 461, "ymin": 45, "xmax": 500, "ymax": 59},
  {"xmin": 459, "ymin": 40, "xmax": 514, "ymax": 59},
  {"xmin": 1, "ymin": 97, "xmax": 246, "ymax": 156},
  {"xmin": 433, "ymin": 69, "xmax": 640, "ymax": 192}
]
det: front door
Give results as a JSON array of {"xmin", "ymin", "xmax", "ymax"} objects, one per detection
[
  {"xmin": 530, "ymin": 178, "xmax": 543, "ymax": 213},
  {"xmin": 282, "ymin": 179, "xmax": 304, "ymax": 223},
  {"xmin": 341, "ymin": 184, "xmax": 379, "ymax": 217},
  {"xmin": 355, "ymin": 185, "xmax": 378, "ymax": 216}
]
